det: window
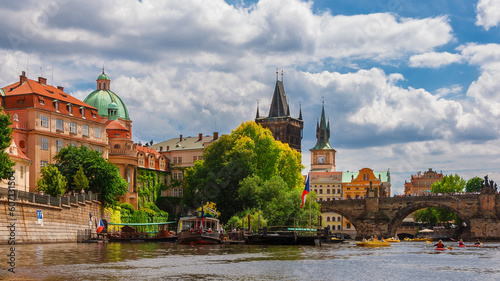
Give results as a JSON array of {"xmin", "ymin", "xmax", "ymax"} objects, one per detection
[
  {"xmin": 39, "ymin": 98, "xmax": 45, "ymax": 105},
  {"xmin": 56, "ymin": 119, "xmax": 63, "ymax": 131},
  {"xmin": 326, "ymin": 217, "xmax": 330, "ymax": 222},
  {"xmin": 53, "ymin": 100, "xmax": 59, "ymax": 111},
  {"xmin": 56, "ymin": 140, "xmax": 63, "ymax": 152},
  {"xmin": 67, "ymin": 104, "xmax": 73, "ymax": 115},
  {"xmin": 327, "ymin": 189, "xmax": 330, "ymax": 194},
  {"xmin": 41, "ymin": 160, "xmax": 48, "ymax": 168},
  {"xmin": 177, "ymin": 157, "xmax": 182, "ymax": 164},
  {"xmin": 41, "ymin": 137, "xmax": 48, "ymax": 150},
  {"xmin": 80, "ymin": 107, "xmax": 85, "ymax": 118},
  {"xmin": 20, "ymin": 166, "xmax": 23, "ymax": 179},
  {"xmin": 159, "ymin": 158, "xmax": 165, "ymax": 169},
  {"xmin": 95, "ymin": 147, "xmax": 102, "ymax": 154},
  {"xmin": 40, "ymin": 115, "xmax": 49, "ymax": 128},
  {"xmin": 332, "ymin": 217, "xmax": 336, "ymax": 222},
  {"xmin": 193, "ymin": 156, "xmax": 197, "ymax": 162},
  {"xmin": 70, "ymin": 122, "xmax": 77, "ymax": 134},
  {"xmin": 337, "ymin": 225, "xmax": 341, "ymax": 231},
  {"xmin": 173, "ymin": 188, "xmax": 183, "ymax": 197},
  {"xmin": 139, "ymin": 156, "xmax": 144, "ymax": 167},
  {"xmin": 95, "ymin": 128, "xmax": 102, "ymax": 139},
  {"xmin": 173, "ymin": 157, "xmax": 177, "ymax": 164},
  {"xmin": 346, "ymin": 223, "xmax": 351, "ymax": 229},
  {"xmin": 82, "ymin": 125, "xmax": 89, "ymax": 137},
  {"xmin": 149, "ymin": 156, "xmax": 155, "ymax": 168},
  {"xmin": 319, "ymin": 189, "xmax": 323, "ymax": 194}
]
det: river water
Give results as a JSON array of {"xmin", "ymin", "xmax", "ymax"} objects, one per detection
[{"xmin": 1, "ymin": 241, "xmax": 499, "ymax": 280}]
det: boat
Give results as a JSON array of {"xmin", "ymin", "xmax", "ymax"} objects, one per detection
[
  {"xmin": 356, "ymin": 240, "xmax": 390, "ymax": 247},
  {"xmin": 107, "ymin": 222, "xmax": 177, "ymax": 242},
  {"xmin": 245, "ymin": 227, "xmax": 319, "ymax": 245},
  {"xmin": 385, "ymin": 238, "xmax": 400, "ymax": 243},
  {"xmin": 404, "ymin": 237, "xmax": 432, "ymax": 242},
  {"xmin": 457, "ymin": 244, "xmax": 466, "ymax": 248},
  {"xmin": 177, "ymin": 216, "xmax": 222, "ymax": 244},
  {"xmin": 435, "ymin": 247, "xmax": 447, "ymax": 251}
]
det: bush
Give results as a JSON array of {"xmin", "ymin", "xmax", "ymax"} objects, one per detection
[{"xmin": 120, "ymin": 203, "xmax": 135, "ymax": 213}]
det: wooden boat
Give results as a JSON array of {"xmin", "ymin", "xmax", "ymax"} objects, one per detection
[
  {"xmin": 107, "ymin": 222, "xmax": 177, "ymax": 242},
  {"xmin": 356, "ymin": 240, "xmax": 390, "ymax": 247},
  {"xmin": 177, "ymin": 216, "xmax": 222, "ymax": 244}
]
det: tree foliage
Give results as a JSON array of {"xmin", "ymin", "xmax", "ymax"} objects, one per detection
[
  {"xmin": 54, "ymin": 145, "xmax": 127, "ymax": 206},
  {"xmin": 414, "ymin": 174, "xmax": 466, "ymax": 225},
  {"xmin": 73, "ymin": 165, "xmax": 89, "ymax": 192},
  {"xmin": 466, "ymin": 177, "xmax": 483, "ymax": 193},
  {"xmin": 183, "ymin": 121, "xmax": 305, "ymax": 223},
  {"xmin": 0, "ymin": 109, "xmax": 14, "ymax": 179},
  {"xmin": 36, "ymin": 165, "xmax": 66, "ymax": 196}
]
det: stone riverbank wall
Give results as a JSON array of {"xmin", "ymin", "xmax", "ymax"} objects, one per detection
[{"xmin": 1, "ymin": 187, "xmax": 108, "ymax": 244}]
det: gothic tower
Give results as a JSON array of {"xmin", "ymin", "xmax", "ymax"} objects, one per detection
[
  {"xmin": 255, "ymin": 70, "xmax": 304, "ymax": 152},
  {"xmin": 310, "ymin": 101, "xmax": 336, "ymax": 172}
]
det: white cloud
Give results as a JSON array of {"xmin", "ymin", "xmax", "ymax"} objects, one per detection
[
  {"xmin": 409, "ymin": 52, "xmax": 463, "ymax": 68},
  {"xmin": 476, "ymin": 0, "xmax": 500, "ymax": 30}
]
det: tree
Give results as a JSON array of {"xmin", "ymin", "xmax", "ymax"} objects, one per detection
[
  {"xmin": 466, "ymin": 177, "xmax": 482, "ymax": 193},
  {"xmin": 0, "ymin": 108, "xmax": 14, "ymax": 179},
  {"xmin": 414, "ymin": 174, "xmax": 466, "ymax": 225},
  {"xmin": 54, "ymin": 145, "xmax": 127, "ymax": 206},
  {"xmin": 36, "ymin": 165, "xmax": 66, "ymax": 196},
  {"xmin": 73, "ymin": 165, "xmax": 89, "ymax": 192},
  {"xmin": 183, "ymin": 121, "xmax": 305, "ymax": 223}
]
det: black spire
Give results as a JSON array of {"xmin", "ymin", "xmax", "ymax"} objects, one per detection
[
  {"xmin": 267, "ymin": 79, "xmax": 288, "ymax": 118},
  {"xmin": 311, "ymin": 101, "xmax": 333, "ymax": 150}
]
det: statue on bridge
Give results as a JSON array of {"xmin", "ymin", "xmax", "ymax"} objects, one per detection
[{"xmin": 481, "ymin": 175, "xmax": 498, "ymax": 194}]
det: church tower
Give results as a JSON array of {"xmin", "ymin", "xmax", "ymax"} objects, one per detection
[
  {"xmin": 310, "ymin": 101, "xmax": 336, "ymax": 172},
  {"xmin": 255, "ymin": 70, "xmax": 304, "ymax": 152}
]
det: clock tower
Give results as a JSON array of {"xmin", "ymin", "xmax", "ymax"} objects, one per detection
[{"xmin": 310, "ymin": 101, "xmax": 336, "ymax": 172}]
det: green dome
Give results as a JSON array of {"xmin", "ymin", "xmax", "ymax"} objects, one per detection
[
  {"xmin": 84, "ymin": 90, "xmax": 129, "ymax": 120},
  {"xmin": 97, "ymin": 72, "xmax": 110, "ymax": 80}
]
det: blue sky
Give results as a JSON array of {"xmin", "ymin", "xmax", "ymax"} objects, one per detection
[{"xmin": 1, "ymin": 0, "xmax": 500, "ymax": 194}]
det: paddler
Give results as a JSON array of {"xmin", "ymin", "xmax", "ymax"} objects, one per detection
[
  {"xmin": 474, "ymin": 239, "xmax": 481, "ymax": 246},
  {"xmin": 435, "ymin": 239, "xmax": 444, "ymax": 248},
  {"xmin": 458, "ymin": 239, "xmax": 465, "ymax": 246}
]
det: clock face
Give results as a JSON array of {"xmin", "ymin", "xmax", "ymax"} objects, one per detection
[{"xmin": 318, "ymin": 156, "xmax": 325, "ymax": 163}]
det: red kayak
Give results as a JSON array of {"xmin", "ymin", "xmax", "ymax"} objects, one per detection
[
  {"xmin": 435, "ymin": 247, "xmax": 447, "ymax": 251},
  {"xmin": 458, "ymin": 245, "xmax": 466, "ymax": 248}
]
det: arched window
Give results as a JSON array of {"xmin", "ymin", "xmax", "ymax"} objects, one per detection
[
  {"xmin": 326, "ymin": 217, "xmax": 330, "ymax": 222},
  {"xmin": 332, "ymin": 216, "xmax": 336, "ymax": 222},
  {"xmin": 114, "ymin": 144, "xmax": 120, "ymax": 149}
]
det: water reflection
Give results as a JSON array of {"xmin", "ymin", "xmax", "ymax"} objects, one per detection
[{"xmin": 1, "ymin": 242, "xmax": 499, "ymax": 280}]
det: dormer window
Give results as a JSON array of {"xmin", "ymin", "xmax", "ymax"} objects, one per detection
[
  {"xmin": 80, "ymin": 107, "xmax": 85, "ymax": 118},
  {"xmin": 53, "ymin": 100, "xmax": 59, "ymax": 111},
  {"xmin": 67, "ymin": 103, "xmax": 73, "ymax": 115}
]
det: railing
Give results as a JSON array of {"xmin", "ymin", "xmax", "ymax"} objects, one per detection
[{"xmin": 0, "ymin": 187, "xmax": 99, "ymax": 207}]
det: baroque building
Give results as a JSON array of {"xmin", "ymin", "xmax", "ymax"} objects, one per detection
[
  {"xmin": 255, "ymin": 71, "xmax": 303, "ymax": 152},
  {"xmin": 404, "ymin": 168, "xmax": 443, "ymax": 195}
]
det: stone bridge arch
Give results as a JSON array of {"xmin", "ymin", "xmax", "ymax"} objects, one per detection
[{"xmin": 386, "ymin": 201, "xmax": 471, "ymax": 238}]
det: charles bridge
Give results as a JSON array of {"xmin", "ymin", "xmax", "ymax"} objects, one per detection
[{"xmin": 320, "ymin": 183, "xmax": 500, "ymax": 240}]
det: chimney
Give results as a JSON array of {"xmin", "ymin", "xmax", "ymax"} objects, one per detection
[
  {"xmin": 180, "ymin": 135, "xmax": 183, "ymax": 142},
  {"xmin": 159, "ymin": 146, "xmax": 163, "ymax": 152},
  {"xmin": 198, "ymin": 133, "xmax": 203, "ymax": 141},
  {"xmin": 20, "ymin": 71, "xmax": 27, "ymax": 83},
  {"xmin": 213, "ymin": 132, "xmax": 218, "ymax": 140},
  {"xmin": 57, "ymin": 86, "xmax": 64, "ymax": 91},
  {"xmin": 166, "ymin": 146, "xmax": 169, "ymax": 151},
  {"xmin": 38, "ymin": 77, "xmax": 47, "ymax": 84}
]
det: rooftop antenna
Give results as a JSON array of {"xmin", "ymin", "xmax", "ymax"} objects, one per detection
[
  {"xmin": 276, "ymin": 68, "xmax": 278, "ymax": 81},
  {"xmin": 281, "ymin": 70, "xmax": 283, "ymax": 82}
]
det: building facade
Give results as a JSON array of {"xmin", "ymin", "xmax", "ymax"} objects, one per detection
[
  {"xmin": 309, "ymin": 171, "xmax": 343, "ymax": 232},
  {"xmin": 404, "ymin": 168, "xmax": 443, "ymax": 195},
  {"xmin": 255, "ymin": 71, "xmax": 303, "ymax": 152},
  {"xmin": 1, "ymin": 72, "xmax": 108, "ymax": 192}
]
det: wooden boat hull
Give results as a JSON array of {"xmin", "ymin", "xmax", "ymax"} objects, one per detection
[{"xmin": 177, "ymin": 231, "xmax": 221, "ymax": 244}]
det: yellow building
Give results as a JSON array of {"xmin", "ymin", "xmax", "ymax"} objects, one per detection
[{"xmin": 309, "ymin": 171, "xmax": 343, "ymax": 232}]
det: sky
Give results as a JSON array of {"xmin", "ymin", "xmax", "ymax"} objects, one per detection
[{"xmin": 1, "ymin": 0, "xmax": 500, "ymax": 195}]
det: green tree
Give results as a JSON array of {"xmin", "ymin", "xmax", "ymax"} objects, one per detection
[
  {"xmin": 54, "ymin": 145, "xmax": 127, "ymax": 206},
  {"xmin": 183, "ymin": 121, "xmax": 305, "ymax": 223},
  {"xmin": 0, "ymin": 108, "xmax": 14, "ymax": 179},
  {"xmin": 73, "ymin": 165, "xmax": 89, "ymax": 192},
  {"xmin": 414, "ymin": 174, "xmax": 466, "ymax": 225},
  {"xmin": 36, "ymin": 165, "xmax": 66, "ymax": 196},
  {"xmin": 466, "ymin": 177, "xmax": 483, "ymax": 193}
]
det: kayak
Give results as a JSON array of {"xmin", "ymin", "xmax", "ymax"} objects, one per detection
[
  {"xmin": 458, "ymin": 245, "xmax": 466, "ymax": 248},
  {"xmin": 356, "ymin": 241, "xmax": 390, "ymax": 247},
  {"xmin": 386, "ymin": 238, "xmax": 400, "ymax": 243},
  {"xmin": 435, "ymin": 247, "xmax": 447, "ymax": 251}
]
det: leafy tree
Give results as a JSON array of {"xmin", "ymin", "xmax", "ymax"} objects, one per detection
[
  {"xmin": 54, "ymin": 145, "xmax": 127, "ymax": 206},
  {"xmin": 36, "ymin": 165, "xmax": 66, "ymax": 196},
  {"xmin": 466, "ymin": 177, "xmax": 483, "ymax": 193},
  {"xmin": 183, "ymin": 121, "xmax": 305, "ymax": 223},
  {"xmin": 414, "ymin": 174, "xmax": 466, "ymax": 225},
  {"xmin": 73, "ymin": 165, "xmax": 89, "ymax": 192},
  {"xmin": 0, "ymin": 108, "xmax": 14, "ymax": 179}
]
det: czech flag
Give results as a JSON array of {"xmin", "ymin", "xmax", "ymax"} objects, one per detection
[
  {"xmin": 97, "ymin": 219, "xmax": 104, "ymax": 234},
  {"xmin": 300, "ymin": 174, "xmax": 310, "ymax": 208}
]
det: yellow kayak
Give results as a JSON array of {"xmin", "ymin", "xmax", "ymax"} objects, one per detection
[
  {"xmin": 385, "ymin": 238, "xmax": 400, "ymax": 243},
  {"xmin": 356, "ymin": 240, "xmax": 390, "ymax": 247}
]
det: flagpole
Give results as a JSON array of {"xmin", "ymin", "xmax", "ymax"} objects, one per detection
[{"xmin": 309, "ymin": 186, "xmax": 312, "ymax": 236}]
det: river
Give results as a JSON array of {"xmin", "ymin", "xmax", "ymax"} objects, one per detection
[{"xmin": 1, "ymin": 241, "xmax": 499, "ymax": 280}]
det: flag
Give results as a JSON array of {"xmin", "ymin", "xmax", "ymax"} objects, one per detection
[
  {"xmin": 97, "ymin": 219, "xmax": 104, "ymax": 234},
  {"xmin": 300, "ymin": 174, "xmax": 310, "ymax": 208}
]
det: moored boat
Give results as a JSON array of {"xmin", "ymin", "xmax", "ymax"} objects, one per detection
[
  {"xmin": 385, "ymin": 238, "xmax": 400, "ymax": 243},
  {"xmin": 356, "ymin": 240, "xmax": 390, "ymax": 247},
  {"xmin": 107, "ymin": 222, "xmax": 177, "ymax": 242},
  {"xmin": 177, "ymin": 216, "xmax": 222, "ymax": 244}
]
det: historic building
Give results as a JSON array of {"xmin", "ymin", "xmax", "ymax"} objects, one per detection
[
  {"xmin": 255, "ymin": 71, "xmax": 303, "ymax": 152},
  {"xmin": 309, "ymin": 171, "xmax": 343, "ymax": 231},
  {"xmin": 1, "ymin": 72, "xmax": 108, "ymax": 192},
  {"xmin": 404, "ymin": 168, "xmax": 443, "ymax": 195},
  {"xmin": 310, "ymin": 101, "xmax": 336, "ymax": 172},
  {"xmin": 149, "ymin": 132, "xmax": 220, "ymax": 198}
]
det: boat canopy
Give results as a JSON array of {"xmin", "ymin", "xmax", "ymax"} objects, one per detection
[{"xmin": 108, "ymin": 222, "xmax": 175, "ymax": 226}]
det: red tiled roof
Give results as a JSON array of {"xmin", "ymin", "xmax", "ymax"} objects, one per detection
[{"xmin": 106, "ymin": 120, "xmax": 129, "ymax": 131}]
